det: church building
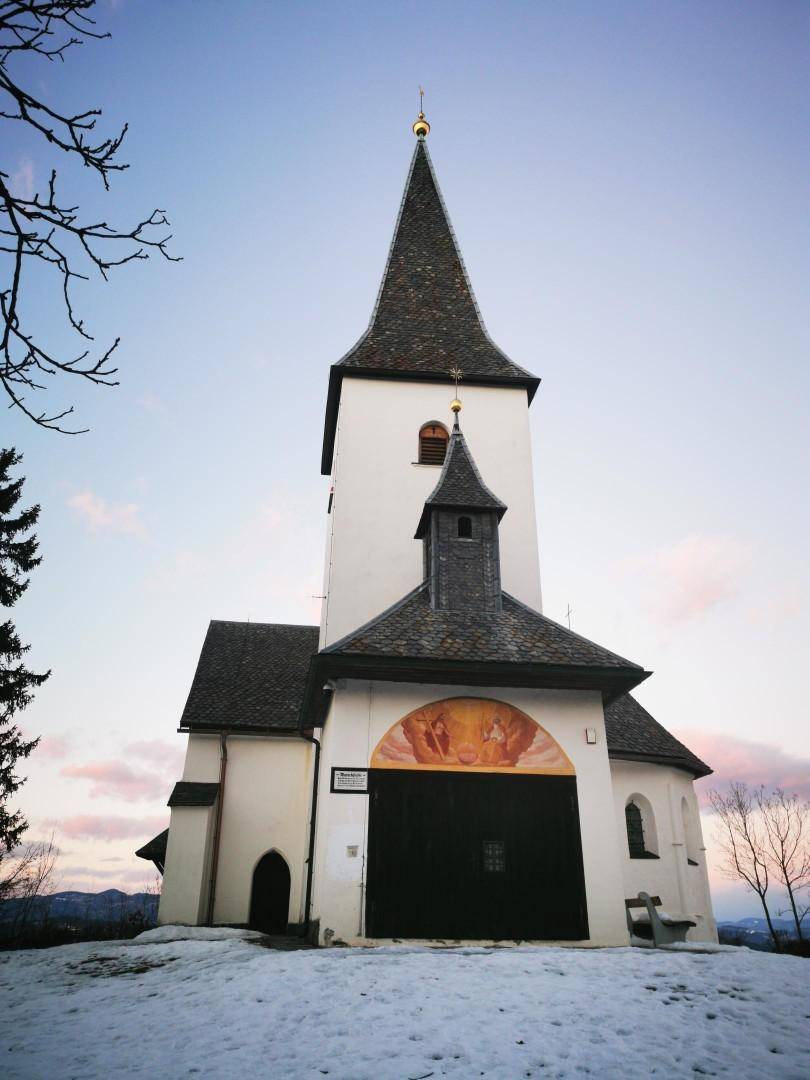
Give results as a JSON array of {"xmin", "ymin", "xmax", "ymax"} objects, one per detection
[{"xmin": 140, "ymin": 111, "xmax": 717, "ymax": 946}]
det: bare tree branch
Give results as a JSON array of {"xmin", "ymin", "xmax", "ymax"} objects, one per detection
[
  {"xmin": 756, "ymin": 787, "xmax": 810, "ymax": 941},
  {"xmin": 709, "ymin": 781, "xmax": 781, "ymax": 950},
  {"xmin": 0, "ymin": 1, "xmax": 179, "ymax": 431}
]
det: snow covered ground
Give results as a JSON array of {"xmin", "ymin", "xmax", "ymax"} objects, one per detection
[{"xmin": 2, "ymin": 929, "xmax": 809, "ymax": 1079}]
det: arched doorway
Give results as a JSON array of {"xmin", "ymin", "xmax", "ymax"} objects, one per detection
[{"xmin": 249, "ymin": 851, "xmax": 291, "ymax": 934}]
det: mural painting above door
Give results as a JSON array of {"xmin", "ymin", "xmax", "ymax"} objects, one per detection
[{"xmin": 370, "ymin": 697, "xmax": 574, "ymax": 776}]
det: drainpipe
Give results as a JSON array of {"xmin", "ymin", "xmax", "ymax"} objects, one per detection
[
  {"xmin": 206, "ymin": 732, "xmax": 228, "ymax": 926},
  {"xmin": 299, "ymin": 730, "xmax": 321, "ymax": 939}
]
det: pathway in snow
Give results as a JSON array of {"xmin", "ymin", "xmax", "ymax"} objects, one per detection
[{"xmin": 2, "ymin": 929, "xmax": 808, "ymax": 1079}]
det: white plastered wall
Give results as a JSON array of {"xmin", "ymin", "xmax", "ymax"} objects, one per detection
[
  {"xmin": 610, "ymin": 758, "xmax": 717, "ymax": 942},
  {"xmin": 310, "ymin": 681, "xmax": 629, "ymax": 947},
  {"xmin": 158, "ymin": 733, "xmax": 313, "ymax": 927},
  {"xmin": 321, "ymin": 378, "xmax": 542, "ymax": 648},
  {"xmin": 158, "ymin": 804, "xmax": 216, "ymax": 925}
]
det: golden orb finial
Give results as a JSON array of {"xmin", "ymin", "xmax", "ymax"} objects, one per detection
[
  {"xmin": 413, "ymin": 85, "xmax": 430, "ymax": 138},
  {"xmin": 450, "ymin": 397, "xmax": 462, "ymax": 413},
  {"xmin": 413, "ymin": 113, "xmax": 430, "ymax": 138}
]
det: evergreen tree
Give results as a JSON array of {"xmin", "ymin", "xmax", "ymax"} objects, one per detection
[{"xmin": 0, "ymin": 449, "xmax": 48, "ymax": 854}]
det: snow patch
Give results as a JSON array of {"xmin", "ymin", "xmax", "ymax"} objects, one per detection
[
  {"xmin": 2, "ymin": 937, "xmax": 809, "ymax": 1078},
  {"xmin": 132, "ymin": 924, "xmax": 265, "ymax": 945}
]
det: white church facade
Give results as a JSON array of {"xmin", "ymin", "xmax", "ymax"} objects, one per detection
[{"xmin": 139, "ymin": 116, "xmax": 717, "ymax": 947}]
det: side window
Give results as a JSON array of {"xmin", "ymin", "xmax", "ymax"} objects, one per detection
[
  {"xmin": 457, "ymin": 515, "xmax": 473, "ymax": 538},
  {"xmin": 682, "ymin": 797, "xmax": 700, "ymax": 866},
  {"xmin": 625, "ymin": 794, "xmax": 659, "ymax": 859},
  {"xmin": 625, "ymin": 801, "xmax": 646, "ymax": 858},
  {"xmin": 419, "ymin": 422, "xmax": 448, "ymax": 465}
]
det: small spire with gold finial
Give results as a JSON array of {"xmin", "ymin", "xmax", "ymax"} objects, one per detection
[
  {"xmin": 413, "ymin": 85, "xmax": 430, "ymax": 138},
  {"xmin": 450, "ymin": 366, "xmax": 463, "ymax": 427}
]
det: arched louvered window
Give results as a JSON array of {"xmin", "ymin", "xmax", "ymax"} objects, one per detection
[
  {"xmin": 419, "ymin": 422, "xmax": 449, "ymax": 465},
  {"xmin": 458, "ymin": 516, "xmax": 473, "ymax": 538},
  {"xmin": 625, "ymin": 801, "xmax": 646, "ymax": 859}
]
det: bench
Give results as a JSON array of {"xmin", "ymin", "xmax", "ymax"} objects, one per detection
[{"xmin": 625, "ymin": 891, "xmax": 696, "ymax": 946}]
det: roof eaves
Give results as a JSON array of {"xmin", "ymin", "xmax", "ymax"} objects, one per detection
[{"xmin": 607, "ymin": 748, "xmax": 713, "ymax": 780}]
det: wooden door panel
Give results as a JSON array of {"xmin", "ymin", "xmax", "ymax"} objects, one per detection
[{"xmin": 366, "ymin": 770, "xmax": 588, "ymax": 941}]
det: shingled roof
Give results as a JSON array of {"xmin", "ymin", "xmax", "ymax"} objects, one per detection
[
  {"xmin": 167, "ymin": 782, "xmax": 219, "ymax": 807},
  {"xmin": 322, "ymin": 583, "xmax": 643, "ymax": 672},
  {"xmin": 179, "ymin": 620, "xmax": 319, "ymax": 733},
  {"xmin": 604, "ymin": 693, "xmax": 712, "ymax": 778},
  {"xmin": 321, "ymin": 139, "xmax": 539, "ymax": 473},
  {"xmin": 175, "ymin": 618, "xmax": 707, "ymax": 775},
  {"xmin": 415, "ymin": 420, "xmax": 507, "ymax": 538},
  {"xmin": 135, "ymin": 828, "xmax": 168, "ymax": 870}
]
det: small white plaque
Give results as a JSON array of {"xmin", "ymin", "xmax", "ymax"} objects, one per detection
[{"xmin": 330, "ymin": 767, "xmax": 368, "ymax": 794}]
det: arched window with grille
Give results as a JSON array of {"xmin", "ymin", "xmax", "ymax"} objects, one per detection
[
  {"xmin": 457, "ymin": 516, "xmax": 473, "ymax": 538},
  {"xmin": 625, "ymin": 794, "xmax": 659, "ymax": 859},
  {"xmin": 419, "ymin": 422, "xmax": 449, "ymax": 465}
]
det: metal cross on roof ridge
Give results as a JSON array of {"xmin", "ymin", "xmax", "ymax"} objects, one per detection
[{"xmin": 450, "ymin": 366, "xmax": 463, "ymax": 395}]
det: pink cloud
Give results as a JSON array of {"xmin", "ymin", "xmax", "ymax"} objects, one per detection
[
  {"xmin": 125, "ymin": 739, "xmax": 185, "ymax": 773},
  {"xmin": 68, "ymin": 491, "xmax": 146, "ymax": 537},
  {"xmin": 36, "ymin": 733, "xmax": 72, "ymax": 760},
  {"xmin": 679, "ymin": 730, "xmax": 810, "ymax": 807},
  {"xmin": 652, "ymin": 535, "xmax": 752, "ymax": 624},
  {"xmin": 62, "ymin": 865, "xmax": 121, "ymax": 879},
  {"xmin": 61, "ymin": 760, "xmax": 169, "ymax": 802},
  {"xmin": 60, "ymin": 814, "xmax": 168, "ymax": 841},
  {"xmin": 10, "ymin": 158, "xmax": 34, "ymax": 200}
]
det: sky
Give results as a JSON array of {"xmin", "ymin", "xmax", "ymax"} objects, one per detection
[{"xmin": 2, "ymin": 0, "xmax": 808, "ymax": 921}]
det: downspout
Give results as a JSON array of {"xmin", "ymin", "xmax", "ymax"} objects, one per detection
[
  {"xmin": 205, "ymin": 732, "xmax": 228, "ymax": 926},
  {"xmin": 299, "ymin": 729, "xmax": 321, "ymax": 939}
]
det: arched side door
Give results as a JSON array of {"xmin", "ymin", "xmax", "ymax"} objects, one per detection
[{"xmin": 249, "ymin": 851, "xmax": 291, "ymax": 934}]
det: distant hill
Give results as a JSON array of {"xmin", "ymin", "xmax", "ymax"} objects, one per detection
[
  {"xmin": 1, "ymin": 888, "xmax": 159, "ymax": 926},
  {"xmin": 717, "ymin": 916, "xmax": 800, "ymax": 951},
  {"xmin": 0, "ymin": 889, "xmax": 160, "ymax": 946}
]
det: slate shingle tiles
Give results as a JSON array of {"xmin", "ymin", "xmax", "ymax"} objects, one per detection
[
  {"xmin": 603, "ymin": 692, "xmax": 711, "ymax": 778},
  {"xmin": 323, "ymin": 583, "xmax": 642, "ymax": 669},
  {"xmin": 179, "ymin": 620, "xmax": 319, "ymax": 733},
  {"xmin": 338, "ymin": 141, "xmax": 535, "ymax": 384}
]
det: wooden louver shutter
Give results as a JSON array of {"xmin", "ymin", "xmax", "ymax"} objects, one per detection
[{"xmin": 419, "ymin": 424, "xmax": 448, "ymax": 465}]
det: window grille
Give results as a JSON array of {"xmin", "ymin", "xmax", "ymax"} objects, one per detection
[
  {"xmin": 482, "ymin": 840, "xmax": 506, "ymax": 873},
  {"xmin": 457, "ymin": 516, "xmax": 473, "ymax": 538},
  {"xmin": 625, "ymin": 801, "xmax": 646, "ymax": 858},
  {"xmin": 419, "ymin": 423, "xmax": 448, "ymax": 465}
]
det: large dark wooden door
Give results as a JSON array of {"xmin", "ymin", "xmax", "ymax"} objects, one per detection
[{"xmin": 365, "ymin": 770, "xmax": 588, "ymax": 941}]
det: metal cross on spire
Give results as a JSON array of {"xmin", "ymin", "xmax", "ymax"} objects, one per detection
[
  {"xmin": 449, "ymin": 366, "xmax": 463, "ymax": 423},
  {"xmin": 413, "ymin": 86, "xmax": 430, "ymax": 137}
]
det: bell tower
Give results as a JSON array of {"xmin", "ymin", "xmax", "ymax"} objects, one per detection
[
  {"xmin": 319, "ymin": 112, "xmax": 542, "ymax": 647},
  {"xmin": 415, "ymin": 403, "xmax": 506, "ymax": 613}
]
